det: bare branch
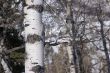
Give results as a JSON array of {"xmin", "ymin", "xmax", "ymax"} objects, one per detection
[{"xmin": 6, "ymin": 45, "xmax": 24, "ymax": 54}]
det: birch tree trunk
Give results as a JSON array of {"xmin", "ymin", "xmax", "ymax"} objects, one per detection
[
  {"xmin": 1, "ymin": 58, "xmax": 12, "ymax": 73},
  {"xmin": 66, "ymin": 45, "xmax": 75, "ymax": 73},
  {"xmin": 66, "ymin": 0, "xmax": 76, "ymax": 73},
  {"xmin": 23, "ymin": 0, "xmax": 44, "ymax": 73}
]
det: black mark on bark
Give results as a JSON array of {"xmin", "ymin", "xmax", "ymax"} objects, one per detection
[
  {"xmin": 30, "ymin": 65, "xmax": 44, "ymax": 73},
  {"xmin": 27, "ymin": 5, "xmax": 43, "ymax": 13},
  {"xmin": 31, "ymin": 0, "xmax": 34, "ymax": 2},
  {"xmin": 32, "ymin": 62, "xmax": 38, "ymax": 64},
  {"xmin": 25, "ymin": 24, "xmax": 29, "ymax": 27},
  {"xmin": 32, "ymin": 28, "xmax": 35, "ymax": 29},
  {"xmin": 26, "ymin": 34, "xmax": 41, "ymax": 43}
]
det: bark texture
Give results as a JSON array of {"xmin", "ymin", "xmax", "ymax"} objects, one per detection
[
  {"xmin": 66, "ymin": 0, "xmax": 76, "ymax": 73},
  {"xmin": 24, "ymin": 0, "xmax": 44, "ymax": 73}
]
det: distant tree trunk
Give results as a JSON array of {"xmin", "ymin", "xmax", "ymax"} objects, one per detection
[
  {"xmin": 79, "ymin": 39, "xmax": 92, "ymax": 73},
  {"xmin": 66, "ymin": 0, "xmax": 87, "ymax": 73},
  {"xmin": 66, "ymin": 45, "xmax": 75, "ymax": 73},
  {"xmin": 66, "ymin": 0, "xmax": 77, "ymax": 73},
  {"xmin": 98, "ymin": 18, "xmax": 110, "ymax": 73},
  {"xmin": 24, "ymin": 0, "xmax": 44, "ymax": 73},
  {"xmin": 1, "ymin": 58, "xmax": 12, "ymax": 73}
]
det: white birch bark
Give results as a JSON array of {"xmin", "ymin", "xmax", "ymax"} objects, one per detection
[
  {"xmin": 66, "ymin": 0, "xmax": 75, "ymax": 73},
  {"xmin": 67, "ymin": 46, "xmax": 75, "ymax": 73},
  {"xmin": 24, "ymin": 0, "xmax": 44, "ymax": 73}
]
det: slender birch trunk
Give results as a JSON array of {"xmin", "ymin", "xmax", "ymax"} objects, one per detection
[
  {"xmin": 1, "ymin": 59, "xmax": 12, "ymax": 73},
  {"xmin": 24, "ymin": 0, "xmax": 44, "ymax": 73},
  {"xmin": 0, "ymin": 39, "xmax": 12, "ymax": 73},
  {"xmin": 66, "ymin": 0, "xmax": 76, "ymax": 73},
  {"xmin": 66, "ymin": 45, "xmax": 75, "ymax": 73}
]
